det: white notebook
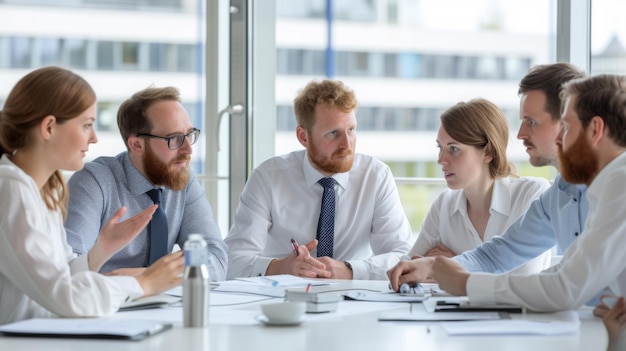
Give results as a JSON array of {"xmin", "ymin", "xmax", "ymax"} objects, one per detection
[
  {"xmin": 119, "ymin": 294, "xmax": 181, "ymax": 311},
  {"xmin": 0, "ymin": 318, "xmax": 172, "ymax": 340}
]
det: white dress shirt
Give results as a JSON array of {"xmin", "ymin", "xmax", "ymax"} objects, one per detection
[
  {"xmin": 0, "ymin": 155, "xmax": 143, "ymax": 325},
  {"xmin": 409, "ymin": 176, "xmax": 552, "ymax": 274},
  {"xmin": 467, "ymin": 151, "xmax": 626, "ymax": 311},
  {"xmin": 225, "ymin": 150, "xmax": 413, "ymax": 280}
]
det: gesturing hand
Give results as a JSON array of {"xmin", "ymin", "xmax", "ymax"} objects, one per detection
[{"xmin": 88, "ymin": 205, "xmax": 157, "ymax": 271}]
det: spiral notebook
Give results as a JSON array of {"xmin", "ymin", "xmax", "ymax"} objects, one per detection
[{"xmin": 0, "ymin": 318, "xmax": 172, "ymax": 341}]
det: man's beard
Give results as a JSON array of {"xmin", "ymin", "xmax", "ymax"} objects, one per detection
[
  {"xmin": 558, "ymin": 128, "xmax": 598, "ymax": 185},
  {"xmin": 142, "ymin": 143, "xmax": 191, "ymax": 191},
  {"xmin": 308, "ymin": 138, "xmax": 354, "ymax": 174}
]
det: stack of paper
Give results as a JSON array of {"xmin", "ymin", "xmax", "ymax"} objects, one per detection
[{"xmin": 212, "ymin": 275, "xmax": 331, "ymax": 297}]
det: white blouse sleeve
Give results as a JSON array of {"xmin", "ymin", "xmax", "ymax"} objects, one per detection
[{"xmin": 0, "ymin": 174, "xmax": 143, "ymax": 319}]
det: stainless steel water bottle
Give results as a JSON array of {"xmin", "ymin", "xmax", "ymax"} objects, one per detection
[{"xmin": 183, "ymin": 234, "xmax": 210, "ymax": 327}]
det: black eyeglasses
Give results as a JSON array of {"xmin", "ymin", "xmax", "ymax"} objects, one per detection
[{"xmin": 136, "ymin": 128, "xmax": 200, "ymax": 150}]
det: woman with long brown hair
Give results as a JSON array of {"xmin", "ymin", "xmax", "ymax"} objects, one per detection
[{"xmin": 0, "ymin": 66, "xmax": 183, "ymax": 325}]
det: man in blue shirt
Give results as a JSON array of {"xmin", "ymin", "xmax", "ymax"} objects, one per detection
[
  {"xmin": 65, "ymin": 87, "xmax": 228, "ymax": 280},
  {"xmin": 389, "ymin": 63, "xmax": 588, "ymax": 286}
]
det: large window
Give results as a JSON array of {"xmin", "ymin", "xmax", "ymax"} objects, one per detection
[
  {"xmin": 591, "ymin": 0, "xmax": 626, "ymax": 75},
  {"xmin": 0, "ymin": 0, "xmax": 603, "ymax": 237},
  {"xmin": 10, "ymin": 37, "xmax": 31, "ymax": 68},
  {"xmin": 275, "ymin": 0, "xmax": 556, "ymax": 234},
  {"xmin": 0, "ymin": 1, "xmax": 204, "ymax": 175}
]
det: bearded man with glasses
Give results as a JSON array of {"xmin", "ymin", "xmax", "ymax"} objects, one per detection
[{"xmin": 64, "ymin": 87, "xmax": 227, "ymax": 280}]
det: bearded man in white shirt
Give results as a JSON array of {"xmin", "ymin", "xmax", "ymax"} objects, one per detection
[
  {"xmin": 225, "ymin": 79, "xmax": 412, "ymax": 280},
  {"xmin": 400, "ymin": 74, "xmax": 626, "ymax": 312}
]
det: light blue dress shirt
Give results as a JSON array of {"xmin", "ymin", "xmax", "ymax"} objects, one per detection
[
  {"xmin": 454, "ymin": 174, "xmax": 588, "ymax": 273},
  {"xmin": 64, "ymin": 152, "xmax": 228, "ymax": 280}
]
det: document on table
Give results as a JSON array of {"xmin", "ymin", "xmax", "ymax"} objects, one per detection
[
  {"xmin": 423, "ymin": 296, "xmax": 524, "ymax": 313},
  {"xmin": 0, "ymin": 318, "xmax": 172, "ymax": 340},
  {"xmin": 211, "ymin": 291, "xmax": 276, "ymax": 306},
  {"xmin": 422, "ymin": 283, "xmax": 451, "ymax": 297},
  {"xmin": 344, "ymin": 291, "xmax": 430, "ymax": 302},
  {"xmin": 213, "ymin": 280, "xmax": 286, "ymax": 297},
  {"xmin": 213, "ymin": 275, "xmax": 332, "ymax": 297},
  {"xmin": 235, "ymin": 274, "xmax": 331, "ymax": 287},
  {"xmin": 440, "ymin": 311, "xmax": 580, "ymax": 335},
  {"xmin": 441, "ymin": 319, "xmax": 579, "ymax": 335},
  {"xmin": 163, "ymin": 285, "xmax": 183, "ymax": 297},
  {"xmin": 378, "ymin": 311, "xmax": 503, "ymax": 321}
]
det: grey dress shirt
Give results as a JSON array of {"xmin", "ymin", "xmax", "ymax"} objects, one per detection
[{"xmin": 65, "ymin": 152, "xmax": 227, "ymax": 280}]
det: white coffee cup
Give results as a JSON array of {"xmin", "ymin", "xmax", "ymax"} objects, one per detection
[{"xmin": 261, "ymin": 302, "xmax": 306, "ymax": 324}]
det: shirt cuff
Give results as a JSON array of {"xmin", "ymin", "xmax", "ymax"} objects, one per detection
[
  {"xmin": 68, "ymin": 253, "xmax": 90, "ymax": 274},
  {"xmin": 348, "ymin": 260, "xmax": 368, "ymax": 280},
  {"xmin": 253, "ymin": 257, "xmax": 275, "ymax": 276},
  {"xmin": 109, "ymin": 276, "xmax": 144, "ymax": 302},
  {"xmin": 467, "ymin": 272, "xmax": 498, "ymax": 305}
]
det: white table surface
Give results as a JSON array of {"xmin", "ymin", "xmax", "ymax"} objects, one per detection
[{"xmin": 0, "ymin": 280, "xmax": 608, "ymax": 351}]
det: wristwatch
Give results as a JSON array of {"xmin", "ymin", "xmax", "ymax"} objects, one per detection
[{"xmin": 343, "ymin": 261, "xmax": 353, "ymax": 271}]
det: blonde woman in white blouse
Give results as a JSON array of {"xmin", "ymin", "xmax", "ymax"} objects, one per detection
[
  {"xmin": 0, "ymin": 66, "xmax": 184, "ymax": 325},
  {"xmin": 408, "ymin": 98, "xmax": 551, "ymax": 274}
]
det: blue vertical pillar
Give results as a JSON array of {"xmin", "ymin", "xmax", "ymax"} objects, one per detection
[
  {"xmin": 194, "ymin": 0, "xmax": 205, "ymax": 174},
  {"xmin": 325, "ymin": 0, "xmax": 334, "ymax": 78}
]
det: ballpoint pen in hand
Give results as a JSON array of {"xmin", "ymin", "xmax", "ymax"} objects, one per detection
[{"xmin": 290, "ymin": 238, "xmax": 299, "ymax": 257}]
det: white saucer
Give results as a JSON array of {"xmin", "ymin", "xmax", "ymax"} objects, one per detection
[{"xmin": 256, "ymin": 314, "xmax": 307, "ymax": 326}]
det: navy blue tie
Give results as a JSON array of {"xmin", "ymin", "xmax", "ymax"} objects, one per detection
[
  {"xmin": 316, "ymin": 177, "xmax": 336, "ymax": 258},
  {"xmin": 147, "ymin": 189, "xmax": 168, "ymax": 265}
]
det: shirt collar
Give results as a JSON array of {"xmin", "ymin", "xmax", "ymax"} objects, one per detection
[
  {"xmin": 489, "ymin": 178, "xmax": 512, "ymax": 216},
  {"xmin": 120, "ymin": 152, "xmax": 160, "ymax": 196},
  {"xmin": 587, "ymin": 150, "xmax": 626, "ymax": 202},
  {"xmin": 555, "ymin": 173, "xmax": 588, "ymax": 197},
  {"xmin": 302, "ymin": 150, "xmax": 350, "ymax": 190},
  {"xmin": 451, "ymin": 178, "xmax": 510, "ymax": 216}
]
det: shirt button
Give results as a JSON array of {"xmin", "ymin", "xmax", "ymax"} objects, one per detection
[
  {"xmin": 573, "ymin": 198, "xmax": 578, "ymax": 202},
  {"xmin": 574, "ymin": 232, "xmax": 579, "ymax": 236}
]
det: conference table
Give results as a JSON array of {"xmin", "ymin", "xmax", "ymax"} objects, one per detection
[{"xmin": 0, "ymin": 280, "xmax": 608, "ymax": 351}]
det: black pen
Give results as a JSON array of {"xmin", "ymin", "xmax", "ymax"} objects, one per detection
[{"xmin": 290, "ymin": 238, "xmax": 299, "ymax": 256}]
